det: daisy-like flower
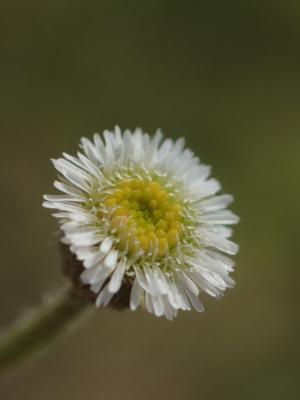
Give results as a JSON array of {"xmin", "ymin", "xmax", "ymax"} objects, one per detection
[{"xmin": 43, "ymin": 127, "xmax": 239, "ymax": 320}]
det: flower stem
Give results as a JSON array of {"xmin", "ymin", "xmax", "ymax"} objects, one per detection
[{"xmin": 0, "ymin": 286, "xmax": 88, "ymax": 376}]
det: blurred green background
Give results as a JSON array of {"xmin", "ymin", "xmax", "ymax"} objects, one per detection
[{"xmin": 0, "ymin": 1, "xmax": 299, "ymax": 399}]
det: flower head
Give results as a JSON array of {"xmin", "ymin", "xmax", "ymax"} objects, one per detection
[{"xmin": 43, "ymin": 127, "xmax": 239, "ymax": 320}]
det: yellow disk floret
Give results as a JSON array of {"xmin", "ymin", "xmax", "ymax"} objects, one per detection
[{"xmin": 103, "ymin": 179, "xmax": 183, "ymax": 259}]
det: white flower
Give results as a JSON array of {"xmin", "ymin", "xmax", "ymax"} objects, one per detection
[{"xmin": 43, "ymin": 126, "xmax": 239, "ymax": 320}]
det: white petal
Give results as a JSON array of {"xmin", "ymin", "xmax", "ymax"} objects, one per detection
[
  {"xmin": 201, "ymin": 229, "xmax": 239, "ymax": 255},
  {"xmin": 130, "ymin": 279, "xmax": 142, "ymax": 311},
  {"xmin": 89, "ymin": 266, "xmax": 112, "ymax": 285},
  {"xmin": 151, "ymin": 295, "xmax": 165, "ymax": 317},
  {"xmin": 72, "ymin": 245, "xmax": 97, "ymax": 260},
  {"xmin": 43, "ymin": 194, "xmax": 83, "ymax": 203},
  {"xmin": 96, "ymin": 284, "xmax": 115, "ymax": 307},
  {"xmin": 161, "ymin": 296, "xmax": 177, "ymax": 321},
  {"xmin": 53, "ymin": 181, "xmax": 85, "ymax": 197},
  {"xmin": 68, "ymin": 232, "xmax": 103, "ymax": 247},
  {"xmin": 52, "ymin": 211, "xmax": 94, "ymax": 223},
  {"xmin": 42, "ymin": 201, "xmax": 86, "ymax": 214},
  {"xmin": 84, "ymin": 250, "xmax": 106, "ymax": 269},
  {"xmin": 200, "ymin": 194, "xmax": 234, "ymax": 212},
  {"xmin": 166, "ymin": 284, "xmax": 180, "ymax": 310},
  {"xmin": 169, "ymin": 278, "xmax": 191, "ymax": 311},
  {"xmin": 134, "ymin": 267, "xmax": 154, "ymax": 295},
  {"xmin": 83, "ymin": 237, "xmax": 113, "ymax": 268},
  {"xmin": 145, "ymin": 292, "xmax": 154, "ymax": 314},
  {"xmin": 209, "ymin": 225, "xmax": 233, "ymax": 239},
  {"xmin": 144, "ymin": 267, "xmax": 167, "ymax": 295},
  {"xmin": 81, "ymin": 137, "xmax": 101, "ymax": 164},
  {"xmin": 108, "ymin": 261, "xmax": 126, "ymax": 293},
  {"xmin": 185, "ymin": 290, "xmax": 204, "ymax": 312},
  {"xmin": 204, "ymin": 249, "xmax": 235, "ymax": 272},
  {"xmin": 173, "ymin": 276, "xmax": 192, "ymax": 311},
  {"xmin": 187, "ymin": 269, "xmax": 221, "ymax": 298},
  {"xmin": 179, "ymin": 271, "xmax": 199, "ymax": 296},
  {"xmin": 76, "ymin": 152, "xmax": 103, "ymax": 178},
  {"xmin": 104, "ymin": 250, "xmax": 118, "ymax": 269},
  {"xmin": 100, "ymin": 237, "xmax": 113, "ymax": 254},
  {"xmin": 52, "ymin": 159, "xmax": 91, "ymax": 191},
  {"xmin": 200, "ymin": 210, "xmax": 239, "ymax": 225},
  {"xmin": 90, "ymin": 281, "xmax": 105, "ymax": 294}
]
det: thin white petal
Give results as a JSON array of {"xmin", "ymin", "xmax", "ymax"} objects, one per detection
[
  {"xmin": 201, "ymin": 229, "xmax": 239, "ymax": 255},
  {"xmin": 200, "ymin": 210, "xmax": 239, "ymax": 225},
  {"xmin": 145, "ymin": 292, "xmax": 154, "ymax": 314},
  {"xmin": 130, "ymin": 279, "xmax": 142, "ymax": 311},
  {"xmin": 144, "ymin": 267, "xmax": 167, "ymax": 295},
  {"xmin": 179, "ymin": 271, "xmax": 199, "ymax": 296},
  {"xmin": 185, "ymin": 290, "xmax": 204, "ymax": 312},
  {"xmin": 151, "ymin": 295, "xmax": 165, "ymax": 317},
  {"xmin": 108, "ymin": 261, "xmax": 126, "ymax": 293},
  {"xmin": 83, "ymin": 237, "xmax": 113, "ymax": 268},
  {"xmin": 200, "ymin": 194, "xmax": 234, "ymax": 212},
  {"xmin": 96, "ymin": 284, "xmax": 115, "ymax": 307},
  {"xmin": 104, "ymin": 250, "xmax": 118, "ymax": 269}
]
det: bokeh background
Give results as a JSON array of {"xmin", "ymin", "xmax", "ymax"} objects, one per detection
[{"xmin": 0, "ymin": 1, "xmax": 299, "ymax": 399}]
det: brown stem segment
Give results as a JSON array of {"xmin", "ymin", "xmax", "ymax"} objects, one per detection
[
  {"xmin": 0, "ymin": 287, "xmax": 88, "ymax": 376},
  {"xmin": 0, "ymin": 242, "xmax": 131, "ymax": 376}
]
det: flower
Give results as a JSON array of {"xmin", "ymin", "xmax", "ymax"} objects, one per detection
[{"xmin": 43, "ymin": 126, "xmax": 239, "ymax": 320}]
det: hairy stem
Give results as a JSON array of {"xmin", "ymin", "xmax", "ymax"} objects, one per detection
[{"xmin": 0, "ymin": 287, "xmax": 88, "ymax": 376}]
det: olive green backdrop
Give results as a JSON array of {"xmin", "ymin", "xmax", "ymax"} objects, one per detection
[{"xmin": 0, "ymin": 1, "xmax": 299, "ymax": 399}]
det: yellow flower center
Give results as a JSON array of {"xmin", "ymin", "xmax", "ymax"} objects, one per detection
[{"xmin": 103, "ymin": 179, "xmax": 182, "ymax": 259}]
